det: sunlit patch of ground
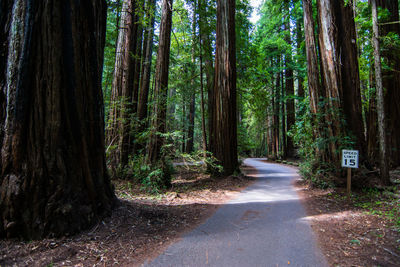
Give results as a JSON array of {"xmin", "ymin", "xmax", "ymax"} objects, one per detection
[{"xmin": 301, "ymin": 210, "xmax": 365, "ymax": 222}]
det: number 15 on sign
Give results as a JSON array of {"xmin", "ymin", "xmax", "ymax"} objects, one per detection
[
  {"xmin": 342, "ymin": 149, "xmax": 359, "ymax": 200},
  {"xmin": 342, "ymin": 150, "xmax": 359, "ymax": 168}
]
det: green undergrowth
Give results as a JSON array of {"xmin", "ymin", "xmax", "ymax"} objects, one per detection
[
  {"xmin": 114, "ymin": 150, "xmax": 224, "ymax": 194},
  {"xmin": 297, "ymin": 159, "xmax": 336, "ymax": 189},
  {"xmin": 115, "ymin": 155, "xmax": 174, "ymax": 194},
  {"xmin": 353, "ymin": 187, "xmax": 400, "ymax": 230}
]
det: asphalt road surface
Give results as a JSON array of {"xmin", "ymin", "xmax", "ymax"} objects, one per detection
[{"xmin": 143, "ymin": 158, "xmax": 328, "ymax": 267}]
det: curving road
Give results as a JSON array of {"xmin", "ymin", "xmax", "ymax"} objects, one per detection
[{"xmin": 143, "ymin": 158, "xmax": 328, "ymax": 267}]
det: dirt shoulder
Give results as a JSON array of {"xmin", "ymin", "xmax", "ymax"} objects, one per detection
[
  {"xmin": 260, "ymin": 159, "xmax": 400, "ymax": 266},
  {"xmin": 295, "ymin": 175, "xmax": 400, "ymax": 267},
  {"xmin": 0, "ymin": 164, "xmax": 256, "ymax": 267}
]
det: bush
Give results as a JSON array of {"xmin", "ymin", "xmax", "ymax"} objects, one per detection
[
  {"xmin": 126, "ymin": 155, "xmax": 174, "ymax": 194},
  {"xmin": 299, "ymin": 160, "xmax": 335, "ymax": 189}
]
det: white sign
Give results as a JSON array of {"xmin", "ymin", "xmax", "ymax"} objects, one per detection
[{"xmin": 342, "ymin": 150, "xmax": 359, "ymax": 168}]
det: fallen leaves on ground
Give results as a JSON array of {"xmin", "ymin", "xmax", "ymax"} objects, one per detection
[
  {"xmin": 0, "ymin": 165, "xmax": 256, "ymax": 267},
  {"xmin": 296, "ymin": 178, "xmax": 400, "ymax": 267}
]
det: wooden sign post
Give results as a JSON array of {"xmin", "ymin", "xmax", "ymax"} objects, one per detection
[{"xmin": 342, "ymin": 150, "xmax": 359, "ymax": 200}]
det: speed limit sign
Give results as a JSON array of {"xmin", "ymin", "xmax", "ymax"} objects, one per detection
[{"xmin": 342, "ymin": 150, "xmax": 359, "ymax": 168}]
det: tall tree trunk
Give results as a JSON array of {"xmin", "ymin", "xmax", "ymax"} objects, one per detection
[
  {"xmin": 317, "ymin": 0, "xmax": 344, "ymax": 162},
  {"xmin": 115, "ymin": 0, "xmax": 122, "ymax": 56},
  {"xmin": 106, "ymin": 0, "xmax": 136, "ymax": 170},
  {"xmin": 198, "ymin": 0, "xmax": 215, "ymax": 153},
  {"xmin": 147, "ymin": 0, "xmax": 173, "ymax": 171},
  {"xmin": 181, "ymin": 99, "xmax": 186, "ymax": 153},
  {"xmin": 0, "ymin": 0, "xmax": 13, "ymax": 149},
  {"xmin": 371, "ymin": 0, "xmax": 391, "ymax": 184},
  {"xmin": 267, "ymin": 98, "xmax": 274, "ymax": 157},
  {"xmin": 132, "ymin": 25, "xmax": 143, "ymax": 116},
  {"xmin": 0, "ymin": 0, "xmax": 115, "ymax": 239},
  {"xmin": 199, "ymin": 28, "xmax": 208, "ymax": 154},
  {"xmin": 317, "ymin": 0, "xmax": 365, "ymax": 164},
  {"xmin": 296, "ymin": 7, "xmax": 305, "ymax": 100},
  {"xmin": 186, "ymin": 94, "xmax": 196, "ymax": 153},
  {"xmin": 131, "ymin": 0, "xmax": 145, "ymax": 117},
  {"xmin": 210, "ymin": 0, "xmax": 238, "ymax": 175},
  {"xmin": 337, "ymin": 0, "xmax": 366, "ymax": 158},
  {"xmin": 303, "ymin": 0, "xmax": 321, "ymax": 116},
  {"xmin": 366, "ymin": 73, "xmax": 378, "ymax": 164},
  {"xmin": 376, "ymin": 0, "xmax": 400, "ymax": 167},
  {"xmin": 137, "ymin": 0, "xmax": 156, "ymax": 153},
  {"xmin": 273, "ymin": 57, "xmax": 281, "ymax": 159},
  {"xmin": 284, "ymin": 0, "xmax": 295, "ymax": 158},
  {"xmin": 186, "ymin": 1, "xmax": 197, "ymax": 154},
  {"xmin": 280, "ymin": 71, "xmax": 286, "ymax": 157}
]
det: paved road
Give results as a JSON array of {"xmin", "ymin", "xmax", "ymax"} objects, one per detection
[{"xmin": 143, "ymin": 158, "xmax": 328, "ymax": 267}]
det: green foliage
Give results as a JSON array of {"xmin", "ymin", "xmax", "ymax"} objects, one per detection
[
  {"xmin": 126, "ymin": 154, "xmax": 175, "ymax": 194},
  {"xmin": 354, "ymin": 188, "xmax": 400, "ymax": 230},
  {"xmin": 298, "ymin": 160, "xmax": 335, "ymax": 189},
  {"xmin": 179, "ymin": 150, "xmax": 224, "ymax": 174},
  {"xmin": 288, "ymin": 97, "xmax": 314, "ymax": 160}
]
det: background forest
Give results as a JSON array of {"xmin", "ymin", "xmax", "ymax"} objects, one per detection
[{"xmin": 102, "ymin": 0, "xmax": 400, "ymax": 188}]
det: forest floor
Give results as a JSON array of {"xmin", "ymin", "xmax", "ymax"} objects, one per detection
[
  {"xmin": 1, "ymin": 161, "xmax": 399, "ymax": 266},
  {"xmin": 294, "ymin": 166, "xmax": 400, "ymax": 267},
  {"xmin": 0, "ymin": 164, "xmax": 256, "ymax": 267}
]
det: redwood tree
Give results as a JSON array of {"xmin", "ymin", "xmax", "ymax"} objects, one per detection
[
  {"xmin": 317, "ymin": 0, "xmax": 365, "ymax": 164},
  {"xmin": 210, "ymin": 0, "xmax": 238, "ymax": 175},
  {"xmin": 303, "ymin": 0, "xmax": 321, "ymax": 116},
  {"xmin": 186, "ymin": 0, "xmax": 197, "ymax": 154},
  {"xmin": 376, "ymin": 0, "xmax": 400, "ymax": 167},
  {"xmin": 302, "ymin": 0, "xmax": 324, "ymax": 160},
  {"xmin": 147, "ymin": 0, "xmax": 173, "ymax": 170},
  {"xmin": 371, "ymin": 0, "xmax": 390, "ymax": 184},
  {"xmin": 0, "ymin": 0, "xmax": 115, "ymax": 239},
  {"xmin": 137, "ymin": 0, "xmax": 156, "ymax": 152},
  {"xmin": 106, "ymin": 0, "xmax": 136, "ymax": 169},
  {"xmin": 284, "ymin": 0, "xmax": 295, "ymax": 158}
]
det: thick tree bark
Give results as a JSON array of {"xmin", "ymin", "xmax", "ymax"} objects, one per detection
[
  {"xmin": 186, "ymin": 94, "xmax": 196, "ymax": 153},
  {"xmin": 210, "ymin": 0, "xmax": 238, "ymax": 175},
  {"xmin": 280, "ymin": 71, "xmax": 286, "ymax": 156},
  {"xmin": 317, "ymin": 0, "xmax": 344, "ymax": 161},
  {"xmin": 0, "ymin": 0, "xmax": 13, "ymax": 150},
  {"xmin": 106, "ymin": 0, "xmax": 136, "ymax": 169},
  {"xmin": 198, "ymin": 0, "xmax": 208, "ymax": 154},
  {"xmin": 376, "ymin": 0, "xmax": 400, "ymax": 167},
  {"xmin": 186, "ymin": 2, "xmax": 197, "ymax": 154},
  {"xmin": 198, "ymin": 0, "xmax": 215, "ymax": 153},
  {"xmin": 296, "ymin": 16, "xmax": 305, "ymax": 100},
  {"xmin": 181, "ymin": 99, "xmax": 186, "ymax": 153},
  {"xmin": 273, "ymin": 57, "xmax": 281, "ymax": 159},
  {"xmin": 147, "ymin": 0, "xmax": 173, "ymax": 168},
  {"xmin": 136, "ymin": 0, "xmax": 156, "ymax": 153},
  {"xmin": 266, "ymin": 95, "xmax": 274, "ymax": 157},
  {"xmin": 371, "ymin": 0, "xmax": 391, "ymax": 184},
  {"xmin": 284, "ymin": 0, "xmax": 295, "ymax": 158},
  {"xmin": 131, "ymin": 0, "xmax": 145, "ymax": 117},
  {"xmin": 366, "ymin": 74, "xmax": 378, "ymax": 164},
  {"xmin": 199, "ymin": 42, "xmax": 208, "ymax": 154},
  {"xmin": 317, "ymin": 0, "xmax": 365, "ymax": 164},
  {"xmin": 114, "ymin": 0, "xmax": 122, "ymax": 56},
  {"xmin": 303, "ymin": 0, "xmax": 321, "ymax": 116},
  {"xmin": 337, "ymin": 0, "xmax": 366, "ymax": 158},
  {"xmin": 0, "ymin": 0, "xmax": 115, "ymax": 239}
]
